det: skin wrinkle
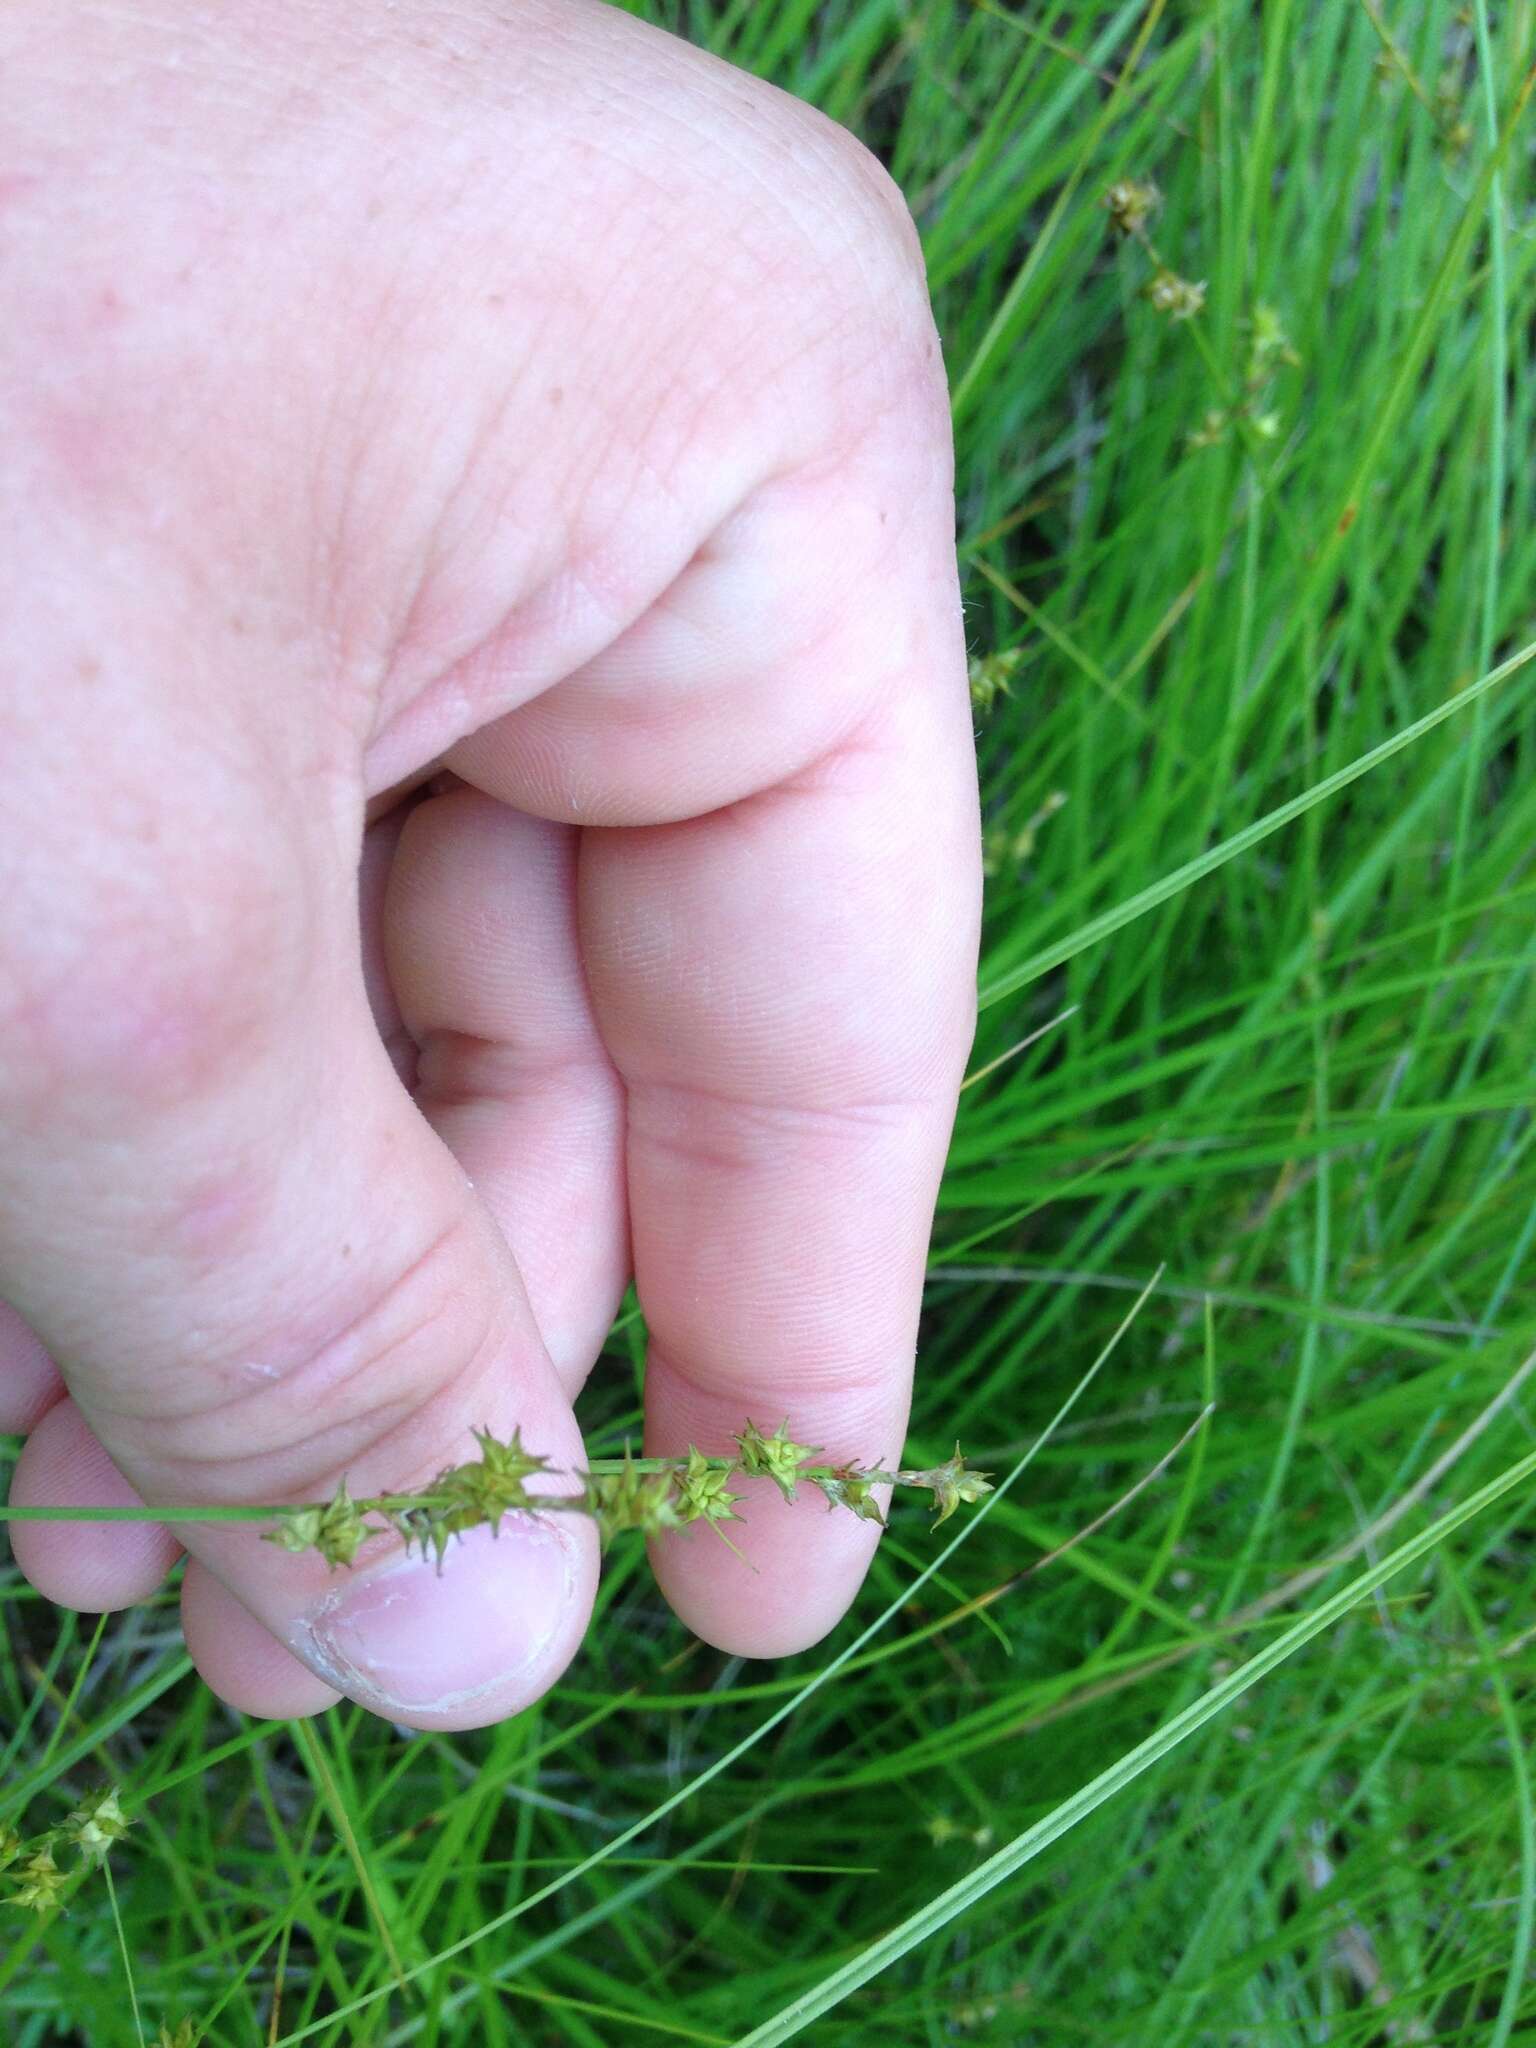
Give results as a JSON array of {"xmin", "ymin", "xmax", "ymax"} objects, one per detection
[
  {"xmin": 131, "ymin": 1292, "xmax": 454, "ymax": 1460},
  {"xmin": 414, "ymin": 1022, "xmax": 613, "ymax": 1095},
  {"xmin": 100, "ymin": 1203, "xmax": 487, "ymax": 1433},
  {"xmin": 369, "ymin": 335, "xmax": 753, "ymax": 774},
  {"xmin": 321, "ymin": 300, "xmax": 523, "ymax": 699},
  {"xmin": 454, "ymin": 481, "xmax": 919, "ymax": 830},
  {"xmin": 628, "ymin": 1079, "xmax": 942, "ymax": 1152},
  {"xmin": 647, "ymin": 1257, "xmax": 925, "ymax": 1370},
  {"xmin": 356, "ymin": 145, "xmax": 616, "ymax": 657},
  {"xmin": 648, "ymin": 1348, "xmax": 904, "ymax": 1416},
  {"xmin": 354, "ymin": 108, "xmax": 925, "ymax": 774},
  {"xmin": 645, "ymin": 1341, "xmax": 905, "ymax": 1434},
  {"xmin": 365, "ymin": 63, "xmax": 928, "ymax": 727},
  {"xmin": 96, "ymin": 1391, "xmax": 427, "ymax": 1499},
  {"xmin": 370, "ymin": 553, "xmax": 641, "ymax": 797},
  {"xmin": 114, "ymin": 1312, "xmax": 521, "ymax": 1501},
  {"xmin": 309, "ymin": 274, "xmax": 431, "ymax": 691}
]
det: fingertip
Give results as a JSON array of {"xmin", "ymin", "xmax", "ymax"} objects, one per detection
[
  {"xmin": 643, "ymin": 1356, "xmax": 897, "ymax": 1660},
  {"xmin": 8, "ymin": 1397, "xmax": 182, "ymax": 1610},
  {"xmin": 0, "ymin": 1300, "xmax": 65, "ymax": 1433},
  {"xmin": 181, "ymin": 1560, "xmax": 341, "ymax": 1722},
  {"xmin": 649, "ymin": 1471, "xmax": 881, "ymax": 1659},
  {"xmin": 287, "ymin": 1511, "xmax": 598, "ymax": 1732}
]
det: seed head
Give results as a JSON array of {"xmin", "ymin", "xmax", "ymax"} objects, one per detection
[
  {"xmin": 265, "ymin": 1479, "xmax": 372, "ymax": 1569},
  {"xmin": 1246, "ymin": 303, "xmax": 1298, "ymax": 372},
  {"xmin": 1144, "ymin": 269, "xmax": 1206, "ymax": 321},
  {"xmin": 967, "ymin": 646, "xmax": 1025, "ymax": 714},
  {"xmin": 8, "ymin": 1840, "xmax": 66, "ymax": 1915},
  {"xmin": 393, "ymin": 1426, "xmax": 561, "ymax": 1564},
  {"xmin": 583, "ymin": 1449, "xmax": 682, "ymax": 1546},
  {"xmin": 907, "ymin": 1446, "xmax": 994, "ymax": 1526},
  {"xmin": 440, "ymin": 1427, "xmax": 553, "ymax": 1525},
  {"xmin": 674, "ymin": 1446, "xmax": 744, "ymax": 1526},
  {"xmin": 1187, "ymin": 408, "xmax": 1229, "ymax": 451},
  {"xmin": 735, "ymin": 1420, "xmax": 818, "ymax": 1503},
  {"xmin": 1103, "ymin": 178, "xmax": 1159, "ymax": 237},
  {"xmin": 471, "ymin": 1425, "xmax": 554, "ymax": 1493},
  {"xmin": 811, "ymin": 1465, "xmax": 886, "ymax": 1525},
  {"xmin": 61, "ymin": 1786, "xmax": 131, "ymax": 1867}
]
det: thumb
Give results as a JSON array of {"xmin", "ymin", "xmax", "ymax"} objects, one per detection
[{"xmin": 0, "ymin": 777, "xmax": 597, "ymax": 1731}]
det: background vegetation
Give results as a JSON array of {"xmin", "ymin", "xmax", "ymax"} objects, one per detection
[{"xmin": 5, "ymin": 0, "xmax": 1536, "ymax": 2039}]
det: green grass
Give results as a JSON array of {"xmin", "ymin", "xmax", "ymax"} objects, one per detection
[{"xmin": 6, "ymin": 1, "xmax": 1536, "ymax": 2039}]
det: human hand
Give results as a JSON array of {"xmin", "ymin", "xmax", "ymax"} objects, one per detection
[{"xmin": 0, "ymin": 0, "xmax": 980, "ymax": 1729}]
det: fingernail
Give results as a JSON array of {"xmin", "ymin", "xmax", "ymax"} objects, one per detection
[{"xmin": 291, "ymin": 1515, "xmax": 576, "ymax": 1716}]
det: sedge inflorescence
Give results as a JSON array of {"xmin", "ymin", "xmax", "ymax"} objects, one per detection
[
  {"xmin": 262, "ymin": 1421, "xmax": 993, "ymax": 1571},
  {"xmin": 1101, "ymin": 173, "xmax": 1300, "ymax": 452},
  {"xmin": 1100, "ymin": 176, "xmax": 1206, "ymax": 320},
  {"xmin": 3, "ymin": 1786, "xmax": 131, "ymax": 1917}
]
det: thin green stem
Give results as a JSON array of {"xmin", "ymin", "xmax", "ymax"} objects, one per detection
[
  {"xmin": 0, "ymin": 1459, "xmax": 972, "ymax": 1526},
  {"xmin": 103, "ymin": 1859, "xmax": 146, "ymax": 2048}
]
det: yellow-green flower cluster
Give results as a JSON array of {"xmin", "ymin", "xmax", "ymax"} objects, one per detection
[
  {"xmin": 1103, "ymin": 177, "xmax": 1159, "ymax": 237},
  {"xmin": 4, "ymin": 1786, "xmax": 132, "ymax": 1917},
  {"xmin": 967, "ymin": 645, "xmax": 1026, "ymax": 715},
  {"xmin": 581, "ymin": 1447, "xmax": 682, "ymax": 1546},
  {"xmin": 265, "ymin": 1478, "xmax": 372, "ymax": 1568},
  {"xmin": 1144, "ymin": 267, "xmax": 1206, "ymax": 322},
  {"xmin": 735, "ymin": 1420, "xmax": 818, "ymax": 1502},
  {"xmin": 261, "ymin": 1423, "xmax": 994, "ymax": 1570},
  {"xmin": 902, "ymin": 1446, "xmax": 995, "ymax": 1526}
]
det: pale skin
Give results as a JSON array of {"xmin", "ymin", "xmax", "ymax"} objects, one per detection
[{"xmin": 0, "ymin": 1, "xmax": 980, "ymax": 1729}]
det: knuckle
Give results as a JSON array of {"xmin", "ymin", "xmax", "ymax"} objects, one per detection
[
  {"xmin": 745, "ymin": 78, "xmax": 925, "ymax": 275},
  {"xmin": 754, "ymin": 120, "xmax": 948, "ymax": 460},
  {"xmin": 794, "ymin": 120, "xmax": 933, "ymax": 332},
  {"xmin": 707, "ymin": 86, "xmax": 938, "ymax": 418},
  {"xmin": 812, "ymin": 117, "xmax": 928, "ymax": 284}
]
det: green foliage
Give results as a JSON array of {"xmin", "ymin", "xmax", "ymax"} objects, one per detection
[{"xmin": 6, "ymin": 2, "xmax": 1536, "ymax": 2041}]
